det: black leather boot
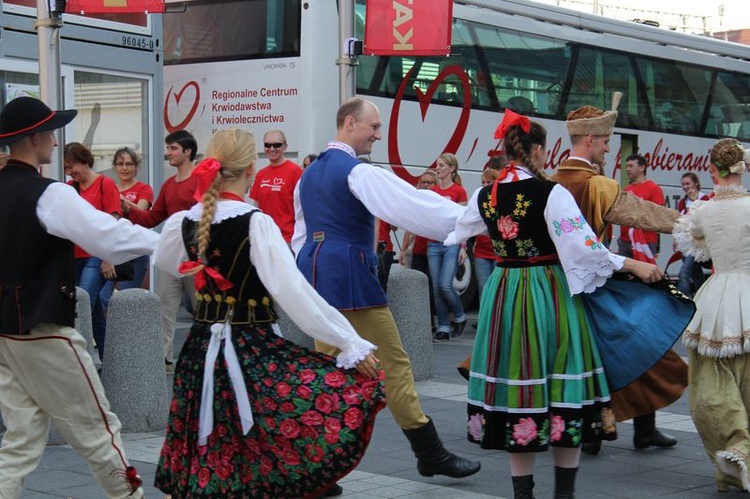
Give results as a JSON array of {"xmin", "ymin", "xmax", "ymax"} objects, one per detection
[
  {"xmin": 633, "ymin": 412, "xmax": 678, "ymax": 449},
  {"xmin": 554, "ymin": 466, "xmax": 578, "ymax": 499},
  {"xmin": 512, "ymin": 474, "xmax": 535, "ymax": 499},
  {"xmin": 402, "ymin": 418, "xmax": 481, "ymax": 478}
]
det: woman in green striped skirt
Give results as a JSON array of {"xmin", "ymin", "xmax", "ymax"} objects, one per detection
[{"xmin": 446, "ymin": 110, "xmax": 663, "ymax": 499}]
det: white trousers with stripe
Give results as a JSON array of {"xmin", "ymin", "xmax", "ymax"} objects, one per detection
[{"xmin": 0, "ymin": 323, "xmax": 143, "ymax": 499}]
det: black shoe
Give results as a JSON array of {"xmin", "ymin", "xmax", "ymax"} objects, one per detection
[
  {"xmin": 433, "ymin": 332, "xmax": 450, "ymax": 342},
  {"xmin": 581, "ymin": 440, "xmax": 601, "ymax": 455},
  {"xmin": 633, "ymin": 428, "xmax": 678, "ymax": 449},
  {"xmin": 472, "ymin": 322, "xmax": 478, "ymax": 329},
  {"xmin": 322, "ymin": 483, "xmax": 343, "ymax": 497},
  {"xmin": 403, "ymin": 418, "xmax": 481, "ymax": 478},
  {"xmin": 450, "ymin": 320, "xmax": 467, "ymax": 338}
]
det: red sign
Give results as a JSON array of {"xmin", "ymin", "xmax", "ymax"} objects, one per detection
[
  {"xmin": 363, "ymin": 0, "xmax": 453, "ymax": 56},
  {"xmin": 65, "ymin": 0, "xmax": 165, "ymax": 13}
]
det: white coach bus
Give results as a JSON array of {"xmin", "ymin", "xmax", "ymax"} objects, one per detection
[{"xmin": 162, "ymin": 0, "xmax": 750, "ymax": 303}]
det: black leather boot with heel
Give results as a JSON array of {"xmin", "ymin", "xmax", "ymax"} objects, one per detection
[
  {"xmin": 633, "ymin": 412, "xmax": 678, "ymax": 449},
  {"xmin": 402, "ymin": 418, "xmax": 481, "ymax": 478}
]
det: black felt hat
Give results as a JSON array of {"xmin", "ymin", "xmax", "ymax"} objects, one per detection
[{"xmin": 0, "ymin": 97, "xmax": 77, "ymax": 147}]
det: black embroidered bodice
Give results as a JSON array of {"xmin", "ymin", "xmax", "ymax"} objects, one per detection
[
  {"xmin": 477, "ymin": 178, "xmax": 558, "ymax": 266},
  {"xmin": 182, "ymin": 211, "xmax": 278, "ymax": 325}
]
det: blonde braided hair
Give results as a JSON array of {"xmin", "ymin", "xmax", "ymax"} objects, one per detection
[{"xmin": 189, "ymin": 129, "xmax": 258, "ymax": 267}]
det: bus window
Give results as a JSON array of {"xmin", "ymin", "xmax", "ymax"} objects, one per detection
[
  {"xmin": 471, "ymin": 23, "xmax": 570, "ymax": 117},
  {"xmin": 711, "ymin": 71, "xmax": 750, "ymax": 140},
  {"xmin": 636, "ymin": 58, "xmax": 712, "ymax": 136},
  {"xmin": 163, "ymin": 0, "xmax": 301, "ymax": 65}
]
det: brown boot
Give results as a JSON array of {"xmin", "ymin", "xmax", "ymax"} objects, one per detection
[{"xmin": 457, "ymin": 354, "xmax": 472, "ymax": 380}]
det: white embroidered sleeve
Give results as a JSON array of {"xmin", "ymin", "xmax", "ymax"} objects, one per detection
[
  {"xmin": 545, "ymin": 185, "xmax": 624, "ymax": 295},
  {"xmin": 673, "ymin": 204, "xmax": 710, "ymax": 262},
  {"xmin": 444, "ymin": 187, "xmax": 488, "ymax": 246},
  {"xmin": 249, "ymin": 212, "xmax": 376, "ymax": 368}
]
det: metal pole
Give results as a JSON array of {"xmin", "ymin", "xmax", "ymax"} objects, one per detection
[
  {"xmin": 35, "ymin": 0, "xmax": 65, "ymax": 179},
  {"xmin": 337, "ymin": 0, "xmax": 356, "ymax": 105}
]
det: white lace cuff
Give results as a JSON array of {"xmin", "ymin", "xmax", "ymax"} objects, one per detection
[
  {"xmin": 565, "ymin": 252, "xmax": 624, "ymax": 295},
  {"xmin": 673, "ymin": 213, "xmax": 711, "ymax": 262},
  {"xmin": 336, "ymin": 340, "xmax": 378, "ymax": 369}
]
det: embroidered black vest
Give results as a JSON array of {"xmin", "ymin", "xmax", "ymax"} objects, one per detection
[
  {"xmin": 0, "ymin": 161, "xmax": 76, "ymax": 334},
  {"xmin": 182, "ymin": 211, "xmax": 278, "ymax": 325},
  {"xmin": 477, "ymin": 178, "xmax": 558, "ymax": 267}
]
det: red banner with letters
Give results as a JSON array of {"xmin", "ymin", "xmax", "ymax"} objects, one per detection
[
  {"xmin": 363, "ymin": 0, "xmax": 453, "ymax": 56},
  {"xmin": 65, "ymin": 0, "xmax": 165, "ymax": 13}
]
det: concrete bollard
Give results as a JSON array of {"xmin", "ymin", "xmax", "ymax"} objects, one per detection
[
  {"xmin": 101, "ymin": 289, "xmax": 168, "ymax": 433},
  {"xmin": 386, "ymin": 266, "xmax": 434, "ymax": 381},
  {"xmin": 277, "ymin": 266, "xmax": 434, "ymax": 381}
]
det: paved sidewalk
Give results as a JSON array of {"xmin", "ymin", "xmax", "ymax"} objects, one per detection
[{"xmin": 15, "ymin": 313, "xmax": 747, "ymax": 498}]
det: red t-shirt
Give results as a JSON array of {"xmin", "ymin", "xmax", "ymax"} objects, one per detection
[
  {"xmin": 619, "ymin": 179, "xmax": 665, "ymax": 244},
  {"xmin": 121, "ymin": 181, "xmax": 154, "ymax": 208},
  {"xmin": 413, "ymin": 235, "xmax": 428, "ymax": 256},
  {"xmin": 473, "ymin": 234, "xmax": 495, "ymax": 260},
  {"xmin": 69, "ymin": 175, "xmax": 121, "ymax": 258},
  {"xmin": 128, "ymin": 175, "xmax": 198, "ymax": 228},
  {"xmin": 378, "ymin": 220, "xmax": 394, "ymax": 252},
  {"xmin": 249, "ymin": 160, "xmax": 303, "ymax": 243}
]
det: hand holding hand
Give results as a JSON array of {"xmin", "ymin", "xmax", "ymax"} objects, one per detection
[{"xmin": 458, "ymin": 247, "xmax": 468, "ymax": 264}]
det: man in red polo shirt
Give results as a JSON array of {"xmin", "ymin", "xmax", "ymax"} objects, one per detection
[
  {"xmin": 618, "ymin": 154, "xmax": 665, "ymax": 259},
  {"xmin": 250, "ymin": 129, "xmax": 303, "ymax": 243}
]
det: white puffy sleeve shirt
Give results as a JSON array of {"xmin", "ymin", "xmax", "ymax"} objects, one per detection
[
  {"xmin": 155, "ymin": 200, "xmax": 376, "ymax": 369},
  {"xmin": 38, "ymin": 182, "xmax": 159, "ymax": 263}
]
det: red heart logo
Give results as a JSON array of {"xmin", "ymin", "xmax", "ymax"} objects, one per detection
[
  {"xmin": 163, "ymin": 81, "xmax": 201, "ymax": 134},
  {"xmin": 388, "ymin": 65, "xmax": 472, "ymax": 184}
]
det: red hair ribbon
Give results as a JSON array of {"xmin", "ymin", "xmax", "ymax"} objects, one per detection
[
  {"xmin": 494, "ymin": 109, "xmax": 531, "ymax": 140},
  {"xmin": 491, "ymin": 162, "xmax": 521, "ymax": 206},
  {"xmin": 192, "ymin": 158, "xmax": 222, "ymax": 202},
  {"xmin": 178, "ymin": 261, "xmax": 234, "ymax": 292}
]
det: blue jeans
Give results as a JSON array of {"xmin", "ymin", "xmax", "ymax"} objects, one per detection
[
  {"xmin": 427, "ymin": 242, "xmax": 465, "ymax": 333},
  {"xmin": 75, "ymin": 257, "xmax": 108, "ymax": 361},
  {"xmin": 474, "ymin": 257, "xmax": 495, "ymax": 301},
  {"xmin": 99, "ymin": 254, "xmax": 150, "ymax": 311},
  {"xmin": 677, "ymin": 255, "xmax": 706, "ymax": 296}
]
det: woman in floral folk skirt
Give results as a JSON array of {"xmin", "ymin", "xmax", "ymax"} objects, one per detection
[
  {"xmin": 447, "ymin": 111, "xmax": 662, "ymax": 499},
  {"xmin": 153, "ymin": 129, "xmax": 385, "ymax": 498}
]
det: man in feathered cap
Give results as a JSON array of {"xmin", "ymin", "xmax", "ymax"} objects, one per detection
[
  {"xmin": 551, "ymin": 94, "xmax": 685, "ymax": 455},
  {"xmin": 0, "ymin": 96, "xmax": 158, "ymax": 498}
]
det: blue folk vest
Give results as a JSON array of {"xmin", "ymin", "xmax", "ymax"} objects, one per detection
[{"xmin": 296, "ymin": 149, "xmax": 387, "ymax": 310}]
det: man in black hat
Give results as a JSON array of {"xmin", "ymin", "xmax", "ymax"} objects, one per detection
[{"xmin": 0, "ymin": 97, "xmax": 158, "ymax": 498}]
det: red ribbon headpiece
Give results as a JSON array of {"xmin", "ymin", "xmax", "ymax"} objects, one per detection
[
  {"xmin": 494, "ymin": 109, "xmax": 531, "ymax": 140},
  {"xmin": 191, "ymin": 158, "xmax": 222, "ymax": 202}
]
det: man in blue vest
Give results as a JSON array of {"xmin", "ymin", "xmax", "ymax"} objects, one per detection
[
  {"xmin": 0, "ymin": 97, "xmax": 158, "ymax": 498},
  {"xmin": 293, "ymin": 98, "xmax": 481, "ymax": 494}
]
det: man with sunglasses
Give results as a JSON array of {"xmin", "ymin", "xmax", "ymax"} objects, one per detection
[{"xmin": 250, "ymin": 130, "xmax": 303, "ymax": 243}]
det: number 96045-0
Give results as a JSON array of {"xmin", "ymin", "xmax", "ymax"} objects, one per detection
[{"xmin": 121, "ymin": 36, "xmax": 154, "ymax": 50}]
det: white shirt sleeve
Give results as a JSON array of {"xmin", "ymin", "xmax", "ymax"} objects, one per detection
[
  {"xmin": 153, "ymin": 211, "xmax": 190, "ymax": 278},
  {"xmin": 37, "ymin": 182, "xmax": 160, "ymax": 265},
  {"xmin": 444, "ymin": 187, "xmax": 488, "ymax": 246},
  {"xmin": 291, "ymin": 181, "xmax": 306, "ymax": 257},
  {"xmin": 249, "ymin": 211, "xmax": 376, "ymax": 369},
  {"xmin": 348, "ymin": 164, "xmax": 465, "ymax": 242},
  {"xmin": 544, "ymin": 184, "xmax": 625, "ymax": 295}
]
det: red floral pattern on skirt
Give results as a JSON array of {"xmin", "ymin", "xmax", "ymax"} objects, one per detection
[{"xmin": 154, "ymin": 323, "xmax": 385, "ymax": 498}]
